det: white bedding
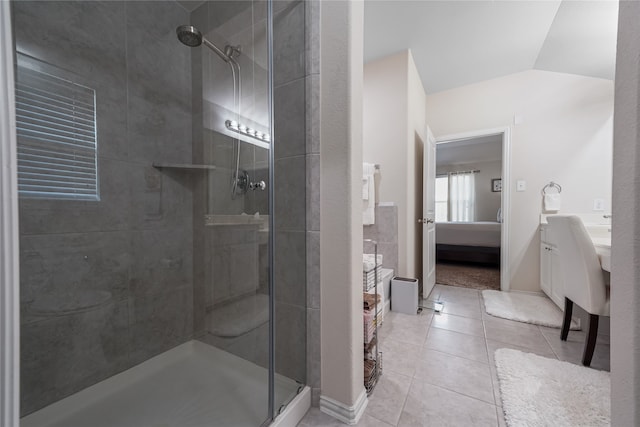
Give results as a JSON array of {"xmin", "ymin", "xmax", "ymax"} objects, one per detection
[{"xmin": 436, "ymin": 221, "xmax": 501, "ymax": 247}]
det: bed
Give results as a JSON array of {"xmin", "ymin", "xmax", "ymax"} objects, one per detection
[{"xmin": 435, "ymin": 221, "xmax": 501, "ymax": 265}]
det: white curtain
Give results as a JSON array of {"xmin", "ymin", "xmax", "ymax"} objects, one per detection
[{"xmin": 450, "ymin": 172, "xmax": 475, "ymax": 222}]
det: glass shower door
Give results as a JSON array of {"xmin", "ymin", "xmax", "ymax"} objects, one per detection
[
  {"xmin": 14, "ymin": 0, "xmax": 281, "ymax": 426},
  {"xmin": 189, "ymin": 0, "xmax": 281, "ymax": 425}
]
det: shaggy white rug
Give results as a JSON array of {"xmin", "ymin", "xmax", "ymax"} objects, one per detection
[
  {"xmin": 495, "ymin": 348, "xmax": 610, "ymax": 427},
  {"xmin": 482, "ymin": 290, "xmax": 580, "ymax": 330}
]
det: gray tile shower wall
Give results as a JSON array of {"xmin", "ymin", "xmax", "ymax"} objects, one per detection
[
  {"xmin": 363, "ymin": 205, "xmax": 400, "ymax": 274},
  {"xmin": 273, "ymin": 0, "xmax": 309, "ymax": 386},
  {"xmin": 15, "ymin": 1, "xmax": 193, "ymax": 416}
]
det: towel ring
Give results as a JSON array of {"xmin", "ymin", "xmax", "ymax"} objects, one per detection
[{"xmin": 541, "ymin": 181, "xmax": 562, "ymax": 196}]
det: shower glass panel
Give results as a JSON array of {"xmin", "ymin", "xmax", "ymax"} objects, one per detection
[
  {"xmin": 13, "ymin": 1, "xmax": 302, "ymax": 426},
  {"xmin": 272, "ymin": 0, "xmax": 308, "ymax": 413}
]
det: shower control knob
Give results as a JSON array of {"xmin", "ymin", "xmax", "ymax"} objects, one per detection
[{"xmin": 249, "ymin": 180, "xmax": 266, "ymax": 191}]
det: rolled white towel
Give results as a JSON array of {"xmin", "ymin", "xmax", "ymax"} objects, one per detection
[{"xmin": 363, "ymin": 254, "xmax": 383, "ymax": 272}]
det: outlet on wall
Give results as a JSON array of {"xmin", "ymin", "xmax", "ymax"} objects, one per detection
[{"xmin": 593, "ymin": 198, "xmax": 605, "ymax": 211}]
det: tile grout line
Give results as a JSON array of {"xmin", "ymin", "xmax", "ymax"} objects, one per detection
[
  {"xmin": 424, "ymin": 328, "xmax": 490, "ymax": 365},
  {"xmin": 480, "ymin": 299, "xmax": 501, "ymax": 409},
  {"xmin": 391, "ymin": 374, "xmax": 415, "ymax": 427},
  {"xmin": 418, "ymin": 345, "xmax": 490, "ymax": 368},
  {"xmin": 495, "ymin": 405, "xmax": 505, "ymax": 427},
  {"xmin": 539, "ymin": 325, "xmax": 562, "ymax": 360},
  {"xmin": 430, "ymin": 321, "xmax": 486, "ymax": 339},
  {"xmin": 411, "ymin": 331, "xmax": 501, "ymax": 423},
  {"xmin": 374, "ymin": 313, "xmax": 434, "ymax": 426},
  {"xmin": 412, "ymin": 372, "xmax": 498, "ymax": 407},
  {"xmin": 481, "ymin": 299, "xmax": 507, "ymax": 426}
]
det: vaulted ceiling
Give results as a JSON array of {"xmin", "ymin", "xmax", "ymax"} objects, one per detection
[{"xmin": 364, "ymin": 0, "xmax": 619, "ymax": 94}]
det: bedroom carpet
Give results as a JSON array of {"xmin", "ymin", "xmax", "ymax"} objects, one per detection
[
  {"xmin": 435, "ymin": 262, "xmax": 500, "ymax": 291},
  {"xmin": 495, "ymin": 348, "xmax": 610, "ymax": 427},
  {"xmin": 482, "ymin": 290, "xmax": 580, "ymax": 330}
]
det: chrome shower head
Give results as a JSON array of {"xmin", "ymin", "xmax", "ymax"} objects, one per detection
[
  {"xmin": 176, "ymin": 25, "xmax": 202, "ymax": 47},
  {"xmin": 176, "ymin": 24, "xmax": 236, "ymax": 64}
]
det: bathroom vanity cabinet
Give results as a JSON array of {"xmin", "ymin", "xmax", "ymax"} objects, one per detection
[
  {"xmin": 539, "ymin": 215, "xmax": 611, "ymax": 309},
  {"xmin": 540, "ymin": 224, "xmax": 566, "ymax": 308}
]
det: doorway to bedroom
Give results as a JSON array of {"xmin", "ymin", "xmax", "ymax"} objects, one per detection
[{"xmin": 434, "ymin": 130, "xmax": 509, "ymax": 291}]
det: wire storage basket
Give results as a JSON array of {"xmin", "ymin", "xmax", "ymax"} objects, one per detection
[{"xmin": 363, "ymin": 239, "xmax": 382, "ymax": 395}]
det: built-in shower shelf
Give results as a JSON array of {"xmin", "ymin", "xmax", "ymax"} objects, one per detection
[{"xmin": 152, "ymin": 163, "xmax": 217, "ymax": 171}]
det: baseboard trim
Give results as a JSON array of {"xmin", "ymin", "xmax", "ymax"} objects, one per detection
[{"xmin": 319, "ymin": 388, "xmax": 368, "ymax": 425}]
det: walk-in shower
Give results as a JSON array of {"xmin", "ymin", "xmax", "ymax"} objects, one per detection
[{"xmin": 14, "ymin": 1, "xmax": 307, "ymax": 426}]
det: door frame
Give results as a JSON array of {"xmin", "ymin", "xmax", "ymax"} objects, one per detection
[
  {"xmin": 435, "ymin": 127, "xmax": 512, "ymax": 291},
  {"xmin": 0, "ymin": 1, "xmax": 20, "ymax": 425}
]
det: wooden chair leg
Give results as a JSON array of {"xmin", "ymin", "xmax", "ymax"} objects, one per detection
[
  {"xmin": 583, "ymin": 314, "xmax": 599, "ymax": 367},
  {"xmin": 561, "ymin": 297, "xmax": 573, "ymax": 341}
]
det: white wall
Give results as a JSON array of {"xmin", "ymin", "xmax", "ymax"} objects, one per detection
[
  {"xmin": 436, "ymin": 160, "xmax": 502, "ymax": 222},
  {"xmin": 611, "ymin": 1, "xmax": 640, "ymax": 424},
  {"xmin": 407, "ymin": 53, "xmax": 427, "ymax": 279},
  {"xmin": 319, "ymin": 0, "xmax": 367, "ymax": 419},
  {"xmin": 363, "ymin": 50, "xmax": 426, "ymax": 278},
  {"xmin": 427, "ymin": 70, "xmax": 613, "ymax": 291}
]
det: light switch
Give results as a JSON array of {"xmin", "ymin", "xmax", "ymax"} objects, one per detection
[
  {"xmin": 593, "ymin": 198, "xmax": 605, "ymax": 211},
  {"xmin": 516, "ymin": 180, "xmax": 526, "ymax": 192}
]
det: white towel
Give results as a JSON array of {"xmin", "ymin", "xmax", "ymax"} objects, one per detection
[
  {"xmin": 363, "ymin": 254, "xmax": 384, "ymax": 272},
  {"xmin": 362, "ymin": 178, "xmax": 369, "ymax": 200},
  {"xmin": 363, "ymin": 163, "xmax": 376, "ymax": 225},
  {"xmin": 544, "ymin": 193, "xmax": 561, "ymax": 211}
]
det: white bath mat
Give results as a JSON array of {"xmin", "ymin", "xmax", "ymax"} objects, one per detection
[
  {"xmin": 482, "ymin": 290, "xmax": 580, "ymax": 330},
  {"xmin": 495, "ymin": 348, "xmax": 610, "ymax": 427}
]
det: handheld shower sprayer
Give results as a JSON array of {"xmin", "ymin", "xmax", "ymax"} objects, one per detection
[{"xmin": 176, "ymin": 25, "xmax": 247, "ymax": 200}]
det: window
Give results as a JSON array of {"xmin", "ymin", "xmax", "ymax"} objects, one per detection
[
  {"xmin": 15, "ymin": 54, "xmax": 98, "ymax": 200},
  {"xmin": 435, "ymin": 171, "xmax": 477, "ymax": 222},
  {"xmin": 435, "ymin": 175, "xmax": 449, "ymax": 222},
  {"xmin": 450, "ymin": 171, "xmax": 475, "ymax": 222}
]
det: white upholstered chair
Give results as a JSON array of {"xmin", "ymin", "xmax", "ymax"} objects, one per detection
[{"xmin": 547, "ymin": 215, "xmax": 610, "ymax": 367}]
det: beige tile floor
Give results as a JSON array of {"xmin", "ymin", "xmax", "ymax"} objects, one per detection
[{"xmin": 298, "ymin": 284, "xmax": 610, "ymax": 427}]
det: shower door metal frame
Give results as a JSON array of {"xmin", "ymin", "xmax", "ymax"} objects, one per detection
[
  {"xmin": 0, "ymin": 1, "xmax": 20, "ymax": 426},
  {"xmin": 266, "ymin": 0, "xmax": 276, "ymax": 424}
]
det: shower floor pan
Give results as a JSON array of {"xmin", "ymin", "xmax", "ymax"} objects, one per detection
[{"xmin": 21, "ymin": 340, "xmax": 304, "ymax": 427}]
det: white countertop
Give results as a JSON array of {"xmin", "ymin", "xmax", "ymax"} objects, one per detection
[
  {"xmin": 540, "ymin": 217, "xmax": 611, "ymax": 272},
  {"xmin": 591, "ymin": 236, "xmax": 611, "ymax": 272}
]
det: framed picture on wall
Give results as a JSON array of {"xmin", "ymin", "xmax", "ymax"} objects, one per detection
[{"xmin": 492, "ymin": 178, "xmax": 502, "ymax": 192}]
